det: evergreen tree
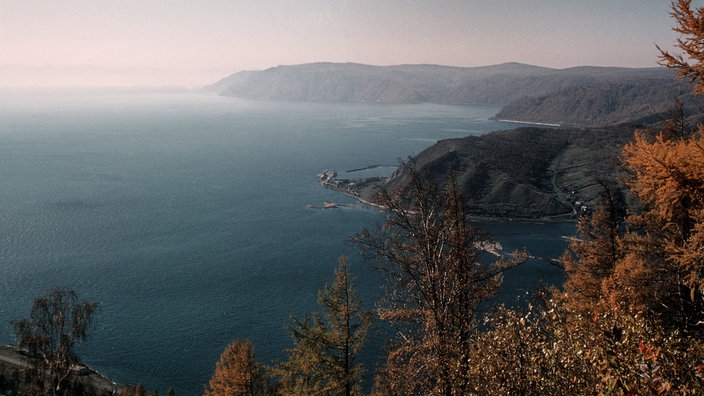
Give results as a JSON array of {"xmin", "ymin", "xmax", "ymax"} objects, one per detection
[{"xmin": 276, "ymin": 256, "xmax": 372, "ymax": 396}]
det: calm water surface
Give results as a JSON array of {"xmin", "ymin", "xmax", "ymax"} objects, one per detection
[{"xmin": 0, "ymin": 89, "xmax": 572, "ymax": 394}]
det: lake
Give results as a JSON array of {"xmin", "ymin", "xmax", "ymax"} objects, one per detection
[{"xmin": 0, "ymin": 88, "xmax": 573, "ymax": 394}]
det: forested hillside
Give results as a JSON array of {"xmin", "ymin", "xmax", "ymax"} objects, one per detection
[
  {"xmin": 359, "ymin": 124, "xmax": 637, "ymax": 219},
  {"xmin": 494, "ymin": 79, "xmax": 698, "ymax": 127}
]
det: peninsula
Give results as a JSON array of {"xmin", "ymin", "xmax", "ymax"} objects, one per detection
[{"xmin": 318, "ymin": 123, "xmax": 639, "ymax": 220}]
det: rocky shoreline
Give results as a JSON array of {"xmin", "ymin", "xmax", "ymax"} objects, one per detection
[
  {"xmin": 0, "ymin": 344, "xmax": 158, "ymax": 395},
  {"xmin": 315, "ymin": 168, "xmax": 580, "ymax": 224},
  {"xmin": 316, "ymin": 169, "xmax": 388, "ymax": 210}
]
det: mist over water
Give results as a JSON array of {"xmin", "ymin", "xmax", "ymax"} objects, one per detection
[{"xmin": 0, "ymin": 89, "xmax": 571, "ymax": 394}]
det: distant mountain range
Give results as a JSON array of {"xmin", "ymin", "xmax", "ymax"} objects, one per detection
[
  {"xmin": 209, "ymin": 62, "xmax": 701, "ymax": 218},
  {"xmin": 208, "ymin": 62, "xmax": 695, "ymax": 127}
]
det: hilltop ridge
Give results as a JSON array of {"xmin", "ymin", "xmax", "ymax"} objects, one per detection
[
  {"xmin": 209, "ymin": 62, "xmax": 699, "ymax": 219},
  {"xmin": 208, "ymin": 62, "xmax": 691, "ymax": 126},
  {"xmin": 322, "ymin": 124, "xmax": 639, "ymax": 220}
]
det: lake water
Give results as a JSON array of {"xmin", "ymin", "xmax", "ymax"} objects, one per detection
[{"xmin": 0, "ymin": 88, "xmax": 573, "ymax": 394}]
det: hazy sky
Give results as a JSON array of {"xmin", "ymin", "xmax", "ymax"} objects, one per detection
[{"xmin": 0, "ymin": 1, "xmax": 690, "ymax": 87}]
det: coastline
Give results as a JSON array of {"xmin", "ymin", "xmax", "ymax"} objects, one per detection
[
  {"xmin": 315, "ymin": 170, "xmax": 577, "ymax": 223},
  {"xmin": 495, "ymin": 118, "xmax": 561, "ymax": 127},
  {"xmin": 0, "ymin": 344, "xmax": 129, "ymax": 394},
  {"xmin": 316, "ymin": 170, "xmax": 389, "ymax": 210}
]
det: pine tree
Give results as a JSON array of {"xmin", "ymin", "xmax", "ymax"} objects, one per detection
[{"xmin": 276, "ymin": 256, "xmax": 372, "ymax": 396}]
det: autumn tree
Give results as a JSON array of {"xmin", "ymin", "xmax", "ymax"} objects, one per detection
[
  {"xmin": 592, "ymin": 0, "xmax": 704, "ymax": 322},
  {"xmin": 561, "ymin": 184, "xmax": 625, "ymax": 313},
  {"xmin": 12, "ymin": 288, "xmax": 98, "ymax": 396},
  {"xmin": 205, "ymin": 339, "xmax": 268, "ymax": 396},
  {"xmin": 617, "ymin": 128, "xmax": 704, "ymax": 322},
  {"xmin": 471, "ymin": 293, "xmax": 704, "ymax": 395},
  {"xmin": 555, "ymin": 0, "xmax": 704, "ymax": 327},
  {"xmin": 658, "ymin": 0, "xmax": 704, "ymax": 94},
  {"xmin": 275, "ymin": 256, "xmax": 372, "ymax": 396},
  {"xmin": 467, "ymin": 2, "xmax": 704, "ymax": 393},
  {"xmin": 356, "ymin": 163, "xmax": 525, "ymax": 396}
]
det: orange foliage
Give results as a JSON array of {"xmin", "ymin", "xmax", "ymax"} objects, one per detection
[
  {"xmin": 622, "ymin": 129, "xmax": 704, "ymax": 297},
  {"xmin": 205, "ymin": 339, "xmax": 263, "ymax": 396},
  {"xmin": 473, "ymin": 295, "xmax": 704, "ymax": 395},
  {"xmin": 659, "ymin": 0, "xmax": 704, "ymax": 94},
  {"xmin": 562, "ymin": 199, "xmax": 623, "ymax": 313}
]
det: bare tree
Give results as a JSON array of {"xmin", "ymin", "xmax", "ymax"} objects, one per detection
[
  {"xmin": 356, "ymin": 163, "xmax": 525, "ymax": 395},
  {"xmin": 12, "ymin": 288, "xmax": 98, "ymax": 395}
]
